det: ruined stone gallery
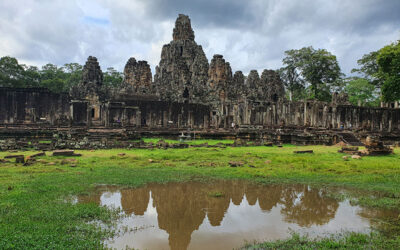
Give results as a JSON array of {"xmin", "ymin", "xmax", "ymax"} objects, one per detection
[{"xmin": 1, "ymin": 15, "xmax": 399, "ymax": 147}]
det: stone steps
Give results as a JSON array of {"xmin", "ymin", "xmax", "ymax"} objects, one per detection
[{"xmin": 337, "ymin": 132, "xmax": 364, "ymax": 146}]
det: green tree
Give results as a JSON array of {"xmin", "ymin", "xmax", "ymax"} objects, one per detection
[
  {"xmin": 63, "ymin": 63, "xmax": 83, "ymax": 90},
  {"xmin": 22, "ymin": 65, "xmax": 41, "ymax": 86},
  {"xmin": 377, "ymin": 41, "xmax": 400, "ymax": 102},
  {"xmin": 278, "ymin": 65, "xmax": 306, "ymax": 101},
  {"xmin": 344, "ymin": 77, "xmax": 379, "ymax": 107},
  {"xmin": 103, "ymin": 67, "xmax": 123, "ymax": 88},
  {"xmin": 351, "ymin": 51, "xmax": 383, "ymax": 88},
  {"xmin": 0, "ymin": 56, "xmax": 28, "ymax": 87},
  {"xmin": 38, "ymin": 63, "xmax": 68, "ymax": 93},
  {"xmin": 281, "ymin": 47, "xmax": 342, "ymax": 101}
]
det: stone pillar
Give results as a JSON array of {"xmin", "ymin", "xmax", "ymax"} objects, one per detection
[
  {"xmin": 304, "ymin": 101, "xmax": 308, "ymax": 126},
  {"xmin": 86, "ymin": 105, "xmax": 91, "ymax": 128},
  {"xmin": 70, "ymin": 103, "xmax": 74, "ymax": 127},
  {"xmin": 331, "ymin": 107, "xmax": 337, "ymax": 128},
  {"xmin": 121, "ymin": 108, "xmax": 127, "ymax": 127},
  {"xmin": 204, "ymin": 114, "xmax": 209, "ymax": 129},
  {"xmin": 104, "ymin": 103, "xmax": 110, "ymax": 128},
  {"xmin": 322, "ymin": 105, "xmax": 328, "ymax": 128},
  {"xmin": 136, "ymin": 110, "xmax": 141, "ymax": 128},
  {"xmin": 163, "ymin": 111, "xmax": 168, "ymax": 128},
  {"xmin": 148, "ymin": 111, "xmax": 152, "ymax": 128},
  {"xmin": 178, "ymin": 114, "xmax": 182, "ymax": 128},
  {"xmin": 188, "ymin": 110, "xmax": 193, "ymax": 128}
]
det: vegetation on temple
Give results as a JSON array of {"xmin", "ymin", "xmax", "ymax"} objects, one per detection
[{"xmin": 0, "ymin": 143, "xmax": 399, "ymax": 249}]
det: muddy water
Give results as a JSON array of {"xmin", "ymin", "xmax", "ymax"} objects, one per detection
[{"xmin": 78, "ymin": 181, "xmax": 397, "ymax": 250}]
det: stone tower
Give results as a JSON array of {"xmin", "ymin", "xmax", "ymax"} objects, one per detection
[
  {"xmin": 227, "ymin": 71, "xmax": 246, "ymax": 102},
  {"xmin": 70, "ymin": 56, "xmax": 105, "ymax": 100},
  {"xmin": 123, "ymin": 57, "xmax": 153, "ymax": 94},
  {"xmin": 244, "ymin": 69, "xmax": 285, "ymax": 102},
  {"xmin": 259, "ymin": 69, "xmax": 285, "ymax": 102},
  {"xmin": 154, "ymin": 14, "xmax": 209, "ymax": 103},
  {"xmin": 208, "ymin": 54, "xmax": 232, "ymax": 102}
]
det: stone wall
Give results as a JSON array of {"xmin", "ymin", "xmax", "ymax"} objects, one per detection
[
  {"xmin": 2, "ymin": 85, "xmax": 400, "ymax": 134},
  {"xmin": 0, "ymin": 87, "xmax": 70, "ymax": 126}
]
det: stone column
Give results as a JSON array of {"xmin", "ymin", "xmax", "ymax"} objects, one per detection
[
  {"xmin": 188, "ymin": 110, "xmax": 193, "ymax": 128},
  {"xmin": 104, "ymin": 103, "xmax": 110, "ymax": 128},
  {"xmin": 322, "ymin": 105, "xmax": 328, "ymax": 128},
  {"xmin": 70, "ymin": 103, "xmax": 74, "ymax": 127},
  {"xmin": 148, "ymin": 111, "xmax": 152, "ymax": 128},
  {"xmin": 121, "ymin": 108, "xmax": 127, "ymax": 127},
  {"xmin": 304, "ymin": 101, "xmax": 308, "ymax": 126},
  {"xmin": 178, "ymin": 114, "xmax": 182, "ymax": 128},
  {"xmin": 336, "ymin": 107, "xmax": 341, "ymax": 129},
  {"xmin": 136, "ymin": 110, "xmax": 141, "ymax": 128},
  {"xmin": 163, "ymin": 111, "xmax": 168, "ymax": 128},
  {"xmin": 86, "ymin": 104, "xmax": 91, "ymax": 128},
  {"xmin": 204, "ymin": 114, "xmax": 209, "ymax": 129}
]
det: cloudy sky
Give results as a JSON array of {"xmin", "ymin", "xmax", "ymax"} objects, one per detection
[{"xmin": 0, "ymin": 0, "xmax": 399, "ymax": 75}]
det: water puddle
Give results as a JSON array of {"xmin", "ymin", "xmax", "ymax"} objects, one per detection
[{"xmin": 77, "ymin": 181, "xmax": 397, "ymax": 250}]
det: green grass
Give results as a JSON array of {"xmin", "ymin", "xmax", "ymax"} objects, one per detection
[
  {"xmin": 0, "ymin": 143, "xmax": 400, "ymax": 249},
  {"xmin": 243, "ymin": 232, "xmax": 400, "ymax": 249},
  {"xmin": 138, "ymin": 137, "xmax": 235, "ymax": 145}
]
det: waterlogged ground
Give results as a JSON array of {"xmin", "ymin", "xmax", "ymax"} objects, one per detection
[
  {"xmin": 0, "ymin": 142, "xmax": 400, "ymax": 249},
  {"xmin": 78, "ymin": 181, "xmax": 398, "ymax": 250}
]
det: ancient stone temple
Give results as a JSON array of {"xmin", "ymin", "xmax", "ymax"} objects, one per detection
[
  {"xmin": 153, "ymin": 14, "xmax": 209, "ymax": 103},
  {"xmin": 1, "ymin": 14, "xmax": 400, "ymax": 149}
]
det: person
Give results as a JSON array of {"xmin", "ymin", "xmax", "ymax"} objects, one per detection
[{"xmin": 231, "ymin": 122, "xmax": 235, "ymax": 130}]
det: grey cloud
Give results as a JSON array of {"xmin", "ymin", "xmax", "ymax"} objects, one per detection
[
  {"xmin": 0, "ymin": 0, "xmax": 398, "ymax": 76},
  {"xmin": 142, "ymin": 0, "xmax": 259, "ymax": 29}
]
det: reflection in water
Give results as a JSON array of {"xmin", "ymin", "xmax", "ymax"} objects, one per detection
[
  {"xmin": 78, "ymin": 181, "xmax": 396, "ymax": 250},
  {"xmin": 280, "ymin": 186, "xmax": 338, "ymax": 227}
]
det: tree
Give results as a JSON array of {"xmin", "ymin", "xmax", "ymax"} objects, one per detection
[
  {"xmin": 63, "ymin": 63, "xmax": 83, "ymax": 90},
  {"xmin": 344, "ymin": 77, "xmax": 379, "ymax": 107},
  {"xmin": 22, "ymin": 65, "xmax": 41, "ymax": 86},
  {"xmin": 103, "ymin": 67, "xmax": 123, "ymax": 87},
  {"xmin": 351, "ymin": 51, "xmax": 383, "ymax": 88},
  {"xmin": 278, "ymin": 65, "xmax": 306, "ymax": 101},
  {"xmin": 38, "ymin": 63, "xmax": 68, "ymax": 93},
  {"xmin": 281, "ymin": 46, "xmax": 342, "ymax": 101},
  {"xmin": 0, "ymin": 56, "xmax": 42, "ymax": 88},
  {"xmin": 377, "ymin": 41, "xmax": 400, "ymax": 102},
  {"xmin": 0, "ymin": 56, "xmax": 28, "ymax": 87}
]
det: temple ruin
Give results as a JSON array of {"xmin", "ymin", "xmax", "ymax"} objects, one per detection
[{"xmin": 1, "ymin": 14, "xmax": 400, "ymax": 149}]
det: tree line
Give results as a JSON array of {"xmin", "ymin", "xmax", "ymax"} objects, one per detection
[
  {"xmin": 0, "ymin": 57, "xmax": 123, "ymax": 93},
  {"xmin": 279, "ymin": 40, "xmax": 400, "ymax": 106},
  {"xmin": 1, "ymin": 40, "xmax": 399, "ymax": 106}
]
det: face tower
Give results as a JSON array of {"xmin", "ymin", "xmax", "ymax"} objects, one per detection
[{"xmin": 153, "ymin": 14, "xmax": 210, "ymax": 103}]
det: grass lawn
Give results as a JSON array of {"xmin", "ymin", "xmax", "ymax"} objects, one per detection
[{"xmin": 0, "ymin": 142, "xmax": 399, "ymax": 249}]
